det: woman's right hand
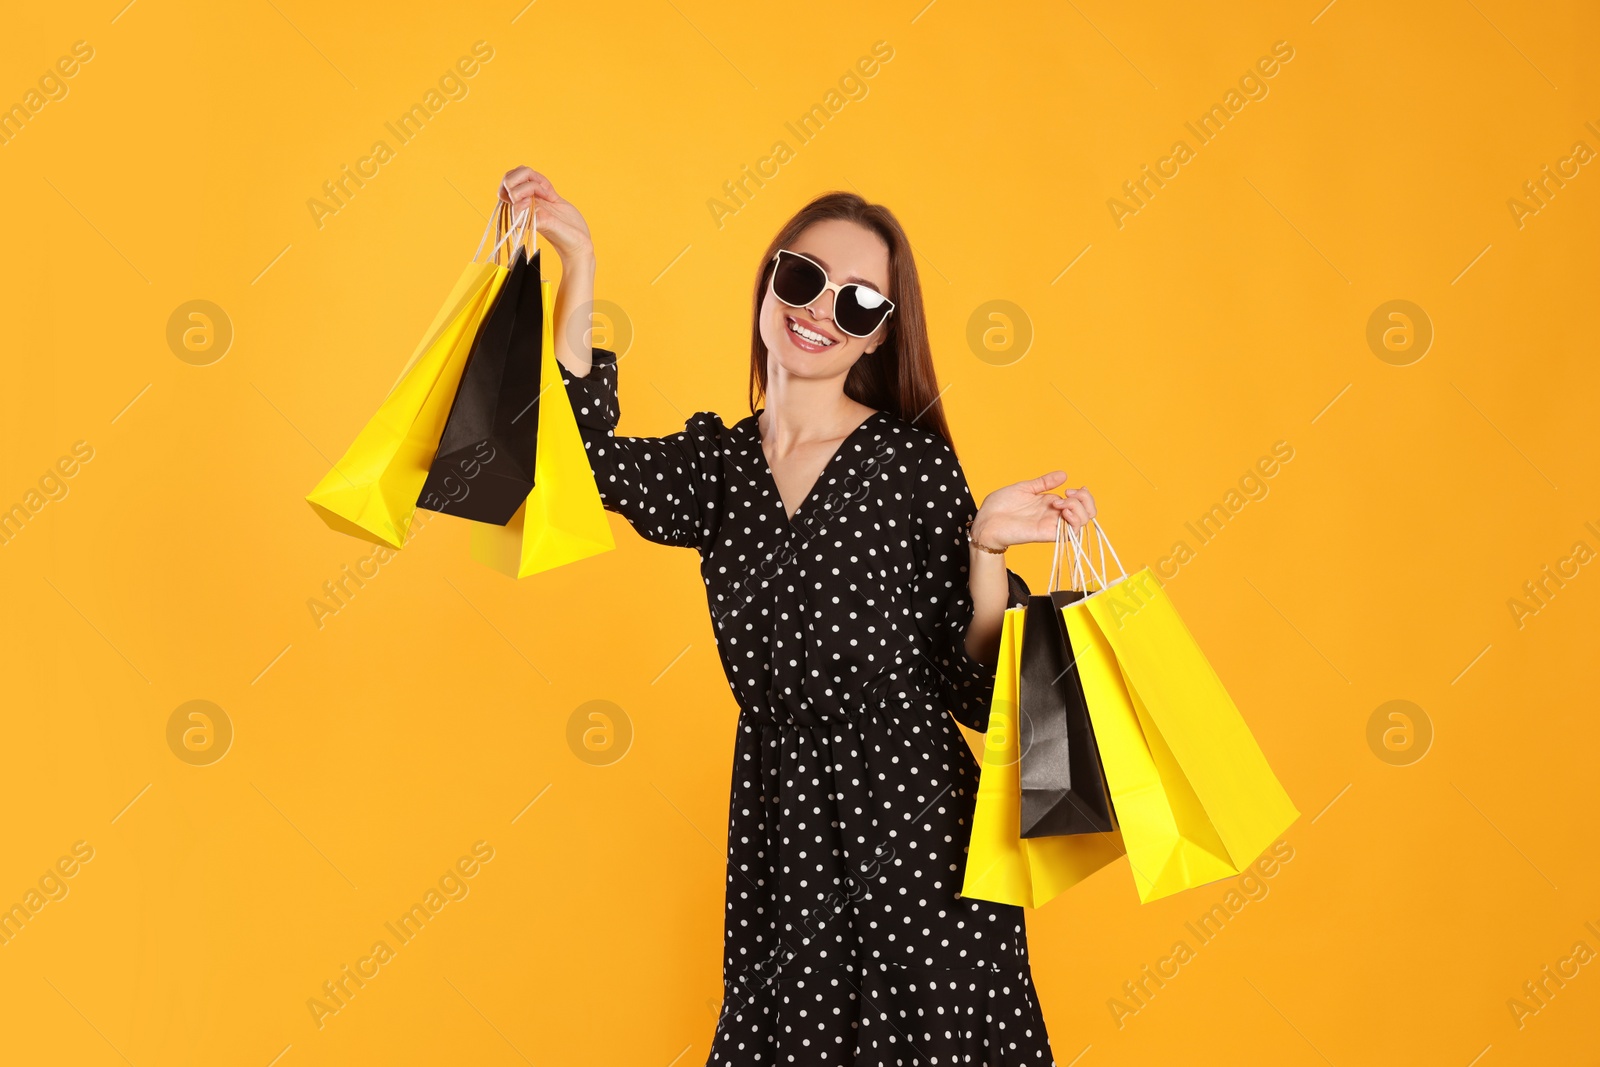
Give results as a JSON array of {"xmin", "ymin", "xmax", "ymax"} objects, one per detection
[
  {"xmin": 498, "ymin": 166, "xmax": 593, "ymax": 266},
  {"xmin": 502, "ymin": 167, "xmax": 598, "ymax": 378}
]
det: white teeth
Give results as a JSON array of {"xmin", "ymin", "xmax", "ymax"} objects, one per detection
[{"xmin": 788, "ymin": 318, "xmax": 834, "ymax": 346}]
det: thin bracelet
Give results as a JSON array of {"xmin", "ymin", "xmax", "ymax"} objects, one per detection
[{"xmin": 965, "ymin": 518, "xmax": 1007, "ymax": 554}]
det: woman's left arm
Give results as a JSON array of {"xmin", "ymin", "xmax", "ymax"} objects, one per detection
[
  {"xmin": 907, "ymin": 439, "xmax": 1092, "ymax": 732},
  {"xmin": 966, "ymin": 474, "xmax": 1097, "ymax": 664}
]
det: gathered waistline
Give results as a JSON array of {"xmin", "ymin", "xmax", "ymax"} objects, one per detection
[{"xmin": 735, "ymin": 666, "xmax": 935, "ymax": 728}]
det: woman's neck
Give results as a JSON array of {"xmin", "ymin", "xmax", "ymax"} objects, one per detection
[{"xmin": 758, "ymin": 374, "xmax": 878, "ymax": 456}]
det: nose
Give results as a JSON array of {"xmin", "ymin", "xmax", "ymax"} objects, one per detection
[{"xmin": 806, "ymin": 289, "xmax": 836, "ymax": 323}]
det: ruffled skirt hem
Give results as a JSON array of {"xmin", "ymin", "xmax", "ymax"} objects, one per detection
[{"xmin": 709, "ymin": 961, "xmax": 1056, "ymax": 1065}]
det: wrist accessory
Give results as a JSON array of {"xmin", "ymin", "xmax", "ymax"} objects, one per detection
[{"xmin": 966, "ymin": 517, "xmax": 1007, "ymax": 554}]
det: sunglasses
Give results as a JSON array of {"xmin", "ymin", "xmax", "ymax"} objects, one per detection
[{"xmin": 768, "ymin": 249, "xmax": 895, "ymax": 339}]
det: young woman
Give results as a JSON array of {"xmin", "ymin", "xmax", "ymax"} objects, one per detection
[{"xmin": 500, "ymin": 166, "xmax": 1095, "ymax": 1064}]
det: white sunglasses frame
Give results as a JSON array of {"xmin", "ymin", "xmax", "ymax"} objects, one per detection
[{"xmin": 767, "ymin": 249, "xmax": 895, "ymax": 339}]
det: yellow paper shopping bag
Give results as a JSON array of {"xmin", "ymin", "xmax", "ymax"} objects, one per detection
[
  {"xmin": 960, "ymin": 603, "xmax": 1126, "ymax": 909},
  {"xmin": 963, "ymin": 516, "xmax": 1299, "ymax": 908},
  {"xmin": 1062, "ymin": 601, "xmax": 1237, "ymax": 904},
  {"xmin": 305, "ymin": 203, "xmax": 525, "ymax": 548},
  {"xmin": 1074, "ymin": 520, "xmax": 1300, "ymax": 903},
  {"xmin": 469, "ymin": 277, "xmax": 615, "ymax": 577}
]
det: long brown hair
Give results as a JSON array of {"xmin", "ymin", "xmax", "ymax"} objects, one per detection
[{"xmin": 748, "ymin": 192, "xmax": 954, "ymax": 450}]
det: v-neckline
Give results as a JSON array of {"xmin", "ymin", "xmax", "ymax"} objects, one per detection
[{"xmin": 749, "ymin": 408, "xmax": 886, "ymax": 528}]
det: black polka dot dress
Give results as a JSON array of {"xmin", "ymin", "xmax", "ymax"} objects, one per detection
[{"xmin": 562, "ymin": 348, "xmax": 1056, "ymax": 1065}]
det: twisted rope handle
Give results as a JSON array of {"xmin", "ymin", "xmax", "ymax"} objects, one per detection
[{"xmin": 473, "ymin": 198, "xmax": 536, "ymax": 265}]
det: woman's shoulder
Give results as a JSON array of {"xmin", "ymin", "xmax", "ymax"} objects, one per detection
[
  {"xmin": 670, "ymin": 409, "xmax": 745, "ymax": 453},
  {"xmin": 869, "ymin": 409, "xmax": 962, "ymax": 470}
]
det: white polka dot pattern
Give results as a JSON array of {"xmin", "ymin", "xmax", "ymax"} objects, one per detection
[{"xmin": 563, "ymin": 349, "xmax": 1056, "ymax": 1064}]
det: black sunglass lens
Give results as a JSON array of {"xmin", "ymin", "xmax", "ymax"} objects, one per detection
[
  {"xmin": 837, "ymin": 286, "xmax": 891, "ymax": 336},
  {"xmin": 773, "ymin": 254, "xmax": 824, "ymax": 306}
]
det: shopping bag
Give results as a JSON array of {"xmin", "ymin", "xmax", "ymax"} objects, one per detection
[
  {"xmin": 468, "ymin": 269, "xmax": 616, "ymax": 577},
  {"xmin": 1071, "ymin": 520, "xmax": 1300, "ymax": 903},
  {"xmin": 1017, "ymin": 523, "xmax": 1115, "ymax": 837},
  {"xmin": 305, "ymin": 202, "xmax": 528, "ymax": 548},
  {"xmin": 960, "ymin": 577, "xmax": 1126, "ymax": 909},
  {"xmin": 417, "ymin": 208, "xmax": 545, "ymax": 525},
  {"xmin": 961, "ymin": 516, "xmax": 1299, "ymax": 908}
]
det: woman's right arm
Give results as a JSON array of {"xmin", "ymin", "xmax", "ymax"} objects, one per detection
[{"xmin": 499, "ymin": 166, "xmax": 719, "ymax": 553}]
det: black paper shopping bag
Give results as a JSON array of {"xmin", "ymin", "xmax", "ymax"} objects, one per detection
[
  {"xmin": 416, "ymin": 243, "xmax": 544, "ymax": 524},
  {"xmin": 1018, "ymin": 589, "xmax": 1117, "ymax": 838}
]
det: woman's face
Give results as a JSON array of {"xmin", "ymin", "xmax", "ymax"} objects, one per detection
[{"xmin": 759, "ymin": 218, "xmax": 892, "ymax": 382}]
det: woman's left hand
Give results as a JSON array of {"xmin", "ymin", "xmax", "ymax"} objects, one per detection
[{"xmin": 971, "ymin": 471, "xmax": 1096, "ymax": 551}]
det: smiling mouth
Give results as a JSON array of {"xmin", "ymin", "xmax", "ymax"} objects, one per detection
[{"xmin": 786, "ymin": 315, "xmax": 837, "ymax": 348}]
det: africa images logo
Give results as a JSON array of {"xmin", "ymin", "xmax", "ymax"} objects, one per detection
[{"xmin": 1106, "ymin": 41, "xmax": 1296, "ymax": 229}]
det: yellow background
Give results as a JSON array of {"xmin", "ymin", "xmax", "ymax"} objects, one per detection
[{"xmin": 2, "ymin": 1, "xmax": 1596, "ymax": 1063}]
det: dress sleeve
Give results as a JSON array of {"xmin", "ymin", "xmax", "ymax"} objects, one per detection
[
  {"xmin": 908, "ymin": 436, "xmax": 1032, "ymax": 733},
  {"xmin": 559, "ymin": 346, "xmax": 719, "ymax": 553}
]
